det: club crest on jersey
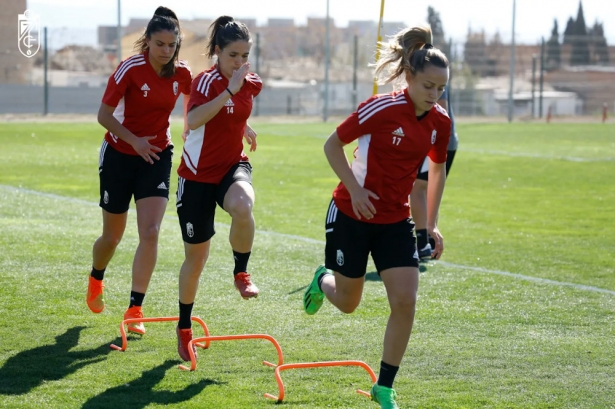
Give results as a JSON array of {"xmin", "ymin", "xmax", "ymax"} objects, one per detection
[
  {"xmin": 186, "ymin": 222, "xmax": 194, "ymax": 238},
  {"xmin": 431, "ymin": 129, "xmax": 437, "ymax": 144},
  {"xmin": 336, "ymin": 249, "xmax": 344, "ymax": 266},
  {"xmin": 173, "ymin": 81, "xmax": 178, "ymax": 95}
]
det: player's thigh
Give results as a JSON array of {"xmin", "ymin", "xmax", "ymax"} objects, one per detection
[
  {"xmin": 324, "ymin": 199, "xmax": 370, "ymax": 279},
  {"xmin": 217, "ymin": 162, "xmax": 254, "ymax": 210},
  {"xmin": 371, "ymin": 218, "xmax": 420, "ymax": 273},
  {"xmin": 176, "ymin": 177, "xmax": 217, "ymax": 244},
  {"xmin": 134, "ymin": 145, "xmax": 173, "ymax": 202},
  {"xmin": 99, "ymin": 141, "xmax": 136, "ymax": 214}
]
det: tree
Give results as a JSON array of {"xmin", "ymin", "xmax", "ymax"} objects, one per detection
[
  {"xmin": 563, "ymin": 17, "xmax": 575, "ymax": 45},
  {"xmin": 589, "ymin": 21, "xmax": 609, "ymax": 64},
  {"xmin": 546, "ymin": 19, "xmax": 561, "ymax": 70},
  {"xmin": 427, "ymin": 6, "xmax": 450, "ymax": 57},
  {"xmin": 570, "ymin": 1, "xmax": 590, "ymax": 65}
]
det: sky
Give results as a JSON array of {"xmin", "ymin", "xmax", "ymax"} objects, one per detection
[{"xmin": 24, "ymin": 0, "xmax": 615, "ymax": 49}]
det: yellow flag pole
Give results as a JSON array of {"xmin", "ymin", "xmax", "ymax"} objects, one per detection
[{"xmin": 372, "ymin": 0, "xmax": 386, "ymax": 95}]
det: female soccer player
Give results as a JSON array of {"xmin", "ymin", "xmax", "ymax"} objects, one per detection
[
  {"xmin": 86, "ymin": 6, "xmax": 192, "ymax": 336},
  {"xmin": 303, "ymin": 25, "xmax": 450, "ymax": 409},
  {"xmin": 174, "ymin": 16, "xmax": 262, "ymax": 361}
]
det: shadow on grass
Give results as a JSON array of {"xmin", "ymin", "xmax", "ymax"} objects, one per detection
[
  {"xmin": 0, "ymin": 326, "xmax": 111, "ymax": 395},
  {"xmin": 82, "ymin": 360, "xmax": 218, "ymax": 409}
]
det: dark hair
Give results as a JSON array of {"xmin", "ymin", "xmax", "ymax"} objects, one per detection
[
  {"xmin": 134, "ymin": 6, "xmax": 182, "ymax": 78},
  {"xmin": 206, "ymin": 16, "xmax": 251, "ymax": 59},
  {"xmin": 374, "ymin": 25, "xmax": 449, "ymax": 87}
]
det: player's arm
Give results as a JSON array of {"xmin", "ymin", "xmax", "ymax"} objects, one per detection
[
  {"xmin": 187, "ymin": 63, "xmax": 250, "ymax": 130},
  {"xmin": 324, "ymin": 130, "xmax": 379, "ymax": 220},
  {"xmin": 182, "ymin": 93, "xmax": 190, "ymax": 141},
  {"xmin": 97, "ymin": 103, "xmax": 160, "ymax": 163},
  {"xmin": 426, "ymin": 160, "xmax": 446, "ymax": 258}
]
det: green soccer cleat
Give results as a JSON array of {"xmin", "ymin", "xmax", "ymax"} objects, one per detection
[
  {"xmin": 303, "ymin": 265, "xmax": 329, "ymax": 315},
  {"xmin": 370, "ymin": 383, "xmax": 399, "ymax": 409}
]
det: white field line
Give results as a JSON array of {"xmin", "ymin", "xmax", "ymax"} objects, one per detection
[
  {"xmin": 2, "ymin": 184, "xmax": 614, "ymax": 297},
  {"xmin": 459, "ymin": 148, "xmax": 615, "ymax": 162}
]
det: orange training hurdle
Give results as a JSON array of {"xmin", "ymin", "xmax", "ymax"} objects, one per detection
[
  {"xmin": 263, "ymin": 360, "xmax": 377, "ymax": 402},
  {"xmin": 110, "ymin": 316, "xmax": 376, "ymax": 404},
  {"xmin": 109, "ymin": 316, "xmax": 209, "ymax": 352},
  {"xmin": 178, "ymin": 333, "xmax": 285, "ymax": 371}
]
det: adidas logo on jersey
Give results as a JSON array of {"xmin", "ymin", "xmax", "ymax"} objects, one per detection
[
  {"xmin": 224, "ymin": 99, "xmax": 235, "ymax": 107},
  {"xmin": 141, "ymin": 83, "xmax": 150, "ymax": 91},
  {"xmin": 392, "ymin": 127, "xmax": 405, "ymax": 137},
  {"xmin": 157, "ymin": 182, "xmax": 167, "ymax": 190}
]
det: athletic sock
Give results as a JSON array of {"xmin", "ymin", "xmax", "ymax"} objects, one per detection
[
  {"xmin": 129, "ymin": 291, "xmax": 145, "ymax": 308},
  {"xmin": 317, "ymin": 270, "xmax": 329, "ymax": 290},
  {"xmin": 90, "ymin": 267, "xmax": 106, "ymax": 281},
  {"xmin": 178, "ymin": 301, "xmax": 194, "ymax": 329},
  {"xmin": 377, "ymin": 360, "xmax": 399, "ymax": 389},
  {"xmin": 416, "ymin": 229, "xmax": 429, "ymax": 249},
  {"xmin": 233, "ymin": 251, "xmax": 251, "ymax": 275}
]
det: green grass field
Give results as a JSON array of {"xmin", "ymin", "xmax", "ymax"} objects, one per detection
[{"xmin": 0, "ymin": 120, "xmax": 614, "ymax": 408}]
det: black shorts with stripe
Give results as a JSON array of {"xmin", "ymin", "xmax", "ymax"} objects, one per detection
[
  {"xmin": 176, "ymin": 162, "xmax": 252, "ymax": 244},
  {"xmin": 98, "ymin": 141, "xmax": 173, "ymax": 214},
  {"xmin": 324, "ymin": 199, "xmax": 419, "ymax": 278}
]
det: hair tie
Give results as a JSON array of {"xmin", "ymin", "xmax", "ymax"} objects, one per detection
[{"xmin": 423, "ymin": 43, "xmax": 434, "ymax": 50}]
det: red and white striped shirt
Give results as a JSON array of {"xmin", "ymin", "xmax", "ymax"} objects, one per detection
[
  {"xmin": 101, "ymin": 52, "xmax": 192, "ymax": 155},
  {"xmin": 178, "ymin": 65, "xmax": 262, "ymax": 184},
  {"xmin": 333, "ymin": 88, "xmax": 451, "ymax": 224}
]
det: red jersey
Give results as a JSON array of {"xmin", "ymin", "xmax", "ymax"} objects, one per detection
[
  {"xmin": 178, "ymin": 65, "xmax": 262, "ymax": 184},
  {"xmin": 334, "ymin": 88, "xmax": 451, "ymax": 224},
  {"xmin": 101, "ymin": 52, "xmax": 192, "ymax": 155}
]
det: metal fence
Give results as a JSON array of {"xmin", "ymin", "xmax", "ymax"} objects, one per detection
[{"xmin": 2, "ymin": 10, "xmax": 614, "ymax": 119}]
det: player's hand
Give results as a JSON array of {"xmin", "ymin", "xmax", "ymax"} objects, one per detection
[
  {"xmin": 131, "ymin": 135, "xmax": 161, "ymax": 164},
  {"xmin": 228, "ymin": 62, "xmax": 250, "ymax": 95},
  {"xmin": 182, "ymin": 128, "xmax": 190, "ymax": 142},
  {"xmin": 243, "ymin": 124, "xmax": 257, "ymax": 152},
  {"xmin": 349, "ymin": 187, "xmax": 379, "ymax": 220},
  {"xmin": 428, "ymin": 226, "xmax": 444, "ymax": 259}
]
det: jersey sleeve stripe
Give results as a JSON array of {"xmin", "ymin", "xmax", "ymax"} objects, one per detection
[
  {"xmin": 114, "ymin": 57, "xmax": 146, "ymax": 84},
  {"xmin": 358, "ymin": 95, "xmax": 394, "ymax": 119},
  {"xmin": 358, "ymin": 100, "xmax": 407, "ymax": 124},
  {"xmin": 247, "ymin": 73, "xmax": 262, "ymax": 83},
  {"xmin": 197, "ymin": 72, "xmax": 221, "ymax": 96}
]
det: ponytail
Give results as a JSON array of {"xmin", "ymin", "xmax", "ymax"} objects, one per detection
[{"xmin": 373, "ymin": 25, "xmax": 448, "ymax": 87}]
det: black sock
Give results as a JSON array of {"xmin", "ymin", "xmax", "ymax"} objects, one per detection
[
  {"xmin": 233, "ymin": 251, "xmax": 251, "ymax": 275},
  {"xmin": 178, "ymin": 301, "xmax": 194, "ymax": 329},
  {"xmin": 317, "ymin": 270, "xmax": 329, "ymax": 290},
  {"xmin": 90, "ymin": 267, "xmax": 106, "ymax": 281},
  {"xmin": 129, "ymin": 291, "xmax": 145, "ymax": 308},
  {"xmin": 416, "ymin": 229, "xmax": 428, "ymax": 249},
  {"xmin": 429, "ymin": 236, "xmax": 436, "ymax": 249},
  {"xmin": 377, "ymin": 361, "xmax": 399, "ymax": 389}
]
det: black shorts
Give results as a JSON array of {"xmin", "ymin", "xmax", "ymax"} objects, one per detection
[
  {"xmin": 324, "ymin": 200, "xmax": 419, "ymax": 278},
  {"xmin": 176, "ymin": 162, "xmax": 253, "ymax": 244},
  {"xmin": 98, "ymin": 141, "xmax": 173, "ymax": 214},
  {"xmin": 416, "ymin": 149, "xmax": 457, "ymax": 181}
]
